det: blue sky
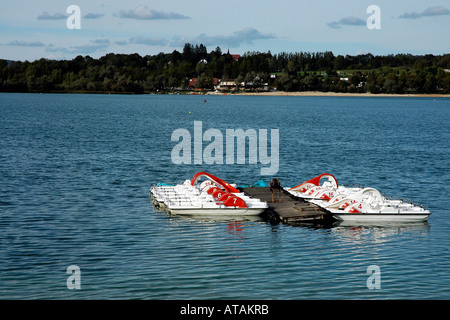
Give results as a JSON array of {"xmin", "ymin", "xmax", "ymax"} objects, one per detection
[{"xmin": 1, "ymin": 0, "xmax": 449, "ymax": 61}]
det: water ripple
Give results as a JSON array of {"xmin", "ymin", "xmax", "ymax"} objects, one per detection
[{"xmin": 0, "ymin": 94, "xmax": 449, "ymax": 299}]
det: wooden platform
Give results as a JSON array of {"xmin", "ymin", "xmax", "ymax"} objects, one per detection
[{"xmin": 241, "ymin": 187, "xmax": 333, "ymax": 224}]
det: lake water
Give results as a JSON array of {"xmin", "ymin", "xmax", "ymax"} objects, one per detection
[{"xmin": 0, "ymin": 93, "xmax": 449, "ymax": 300}]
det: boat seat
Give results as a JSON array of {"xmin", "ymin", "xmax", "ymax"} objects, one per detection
[{"xmin": 223, "ymin": 196, "xmax": 248, "ymax": 208}]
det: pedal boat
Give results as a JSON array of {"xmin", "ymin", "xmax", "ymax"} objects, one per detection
[{"xmin": 150, "ymin": 172, "xmax": 268, "ymax": 216}]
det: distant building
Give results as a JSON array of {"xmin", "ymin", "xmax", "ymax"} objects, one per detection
[
  {"xmin": 216, "ymin": 79, "xmax": 237, "ymax": 91},
  {"xmin": 215, "ymin": 78, "xmax": 269, "ymax": 92},
  {"xmin": 231, "ymin": 54, "xmax": 240, "ymax": 61},
  {"xmin": 226, "ymin": 49, "xmax": 240, "ymax": 61},
  {"xmin": 189, "ymin": 77, "xmax": 219, "ymax": 90}
]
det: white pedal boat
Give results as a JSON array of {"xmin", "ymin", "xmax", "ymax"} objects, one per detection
[
  {"xmin": 322, "ymin": 187, "xmax": 430, "ymax": 222},
  {"xmin": 287, "ymin": 173, "xmax": 430, "ymax": 222},
  {"xmin": 150, "ymin": 172, "xmax": 268, "ymax": 216}
]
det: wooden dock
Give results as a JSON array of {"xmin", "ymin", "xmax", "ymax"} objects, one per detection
[{"xmin": 241, "ymin": 187, "xmax": 333, "ymax": 224}]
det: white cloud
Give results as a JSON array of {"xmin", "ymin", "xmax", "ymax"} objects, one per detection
[
  {"xmin": 114, "ymin": 5, "xmax": 189, "ymax": 20},
  {"xmin": 108, "ymin": 27, "xmax": 275, "ymax": 49},
  {"xmin": 71, "ymin": 43, "xmax": 109, "ymax": 55},
  {"xmin": 93, "ymin": 39, "xmax": 110, "ymax": 44},
  {"xmin": 46, "ymin": 39, "xmax": 110, "ymax": 55},
  {"xmin": 171, "ymin": 27, "xmax": 276, "ymax": 48},
  {"xmin": 7, "ymin": 40, "xmax": 46, "ymax": 47},
  {"xmin": 114, "ymin": 40, "xmax": 128, "ymax": 46},
  {"xmin": 84, "ymin": 13, "xmax": 105, "ymax": 19},
  {"xmin": 37, "ymin": 12, "xmax": 66, "ymax": 20},
  {"xmin": 399, "ymin": 6, "xmax": 450, "ymax": 19},
  {"xmin": 129, "ymin": 36, "xmax": 168, "ymax": 46},
  {"xmin": 327, "ymin": 17, "xmax": 366, "ymax": 29},
  {"xmin": 46, "ymin": 46, "xmax": 70, "ymax": 54}
]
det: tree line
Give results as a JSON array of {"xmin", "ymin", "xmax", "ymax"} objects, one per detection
[{"xmin": 1, "ymin": 43, "xmax": 449, "ymax": 94}]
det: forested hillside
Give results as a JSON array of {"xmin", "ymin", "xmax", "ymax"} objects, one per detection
[{"xmin": 1, "ymin": 43, "xmax": 449, "ymax": 94}]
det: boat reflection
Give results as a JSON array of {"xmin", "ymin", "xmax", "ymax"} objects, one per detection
[
  {"xmin": 331, "ymin": 220, "xmax": 430, "ymax": 242},
  {"xmin": 165, "ymin": 213, "xmax": 265, "ymax": 224},
  {"xmin": 333, "ymin": 220, "xmax": 430, "ymax": 229}
]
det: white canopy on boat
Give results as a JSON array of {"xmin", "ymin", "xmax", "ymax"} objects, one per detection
[{"xmin": 324, "ymin": 188, "xmax": 384, "ymax": 209}]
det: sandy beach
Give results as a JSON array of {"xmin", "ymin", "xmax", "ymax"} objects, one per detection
[{"xmin": 235, "ymin": 91, "xmax": 450, "ymax": 98}]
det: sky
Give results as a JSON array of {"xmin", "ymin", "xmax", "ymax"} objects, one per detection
[{"xmin": 0, "ymin": 0, "xmax": 449, "ymax": 61}]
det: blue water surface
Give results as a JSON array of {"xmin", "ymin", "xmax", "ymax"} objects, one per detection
[{"xmin": 0, "ymin": 93, "xmax": 449, "ymax": 299}]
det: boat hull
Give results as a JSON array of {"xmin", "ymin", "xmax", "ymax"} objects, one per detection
[
  {"xmin": 169, "ymin": 207, "xmax": 266, "ymax": 216},
  {"xmin": 333, "ymin": 212, "xmax": 430, "ymax": 222}
]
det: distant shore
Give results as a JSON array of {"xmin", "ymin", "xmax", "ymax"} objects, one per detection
[
  {"xmin": 234, "ymin": 91, "xmax": 450, "ymax": 98},
  {"xmin": 2, "ymin": 90, "xmax": 449, "ymax": 98}
]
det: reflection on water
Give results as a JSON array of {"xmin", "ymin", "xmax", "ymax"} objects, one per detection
[
  {"xmin": 331, "ymin": 221, "xmax": 430, "ymax": 243},
  {"xmin": 166, "ymin": 213, "xmax": 265, "ymax": 224},
  {"xmin": 333, "ymin": 220, "xmax": 430, "ymax": 229}
]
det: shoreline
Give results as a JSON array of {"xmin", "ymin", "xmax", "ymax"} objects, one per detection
[
  {"xmin": 234, "ymin": 91, "xmax": 450, "ymax": 98},
  {"xmin": 1, "ymin": 90, "xmax": 449, "ymax": 98}
]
